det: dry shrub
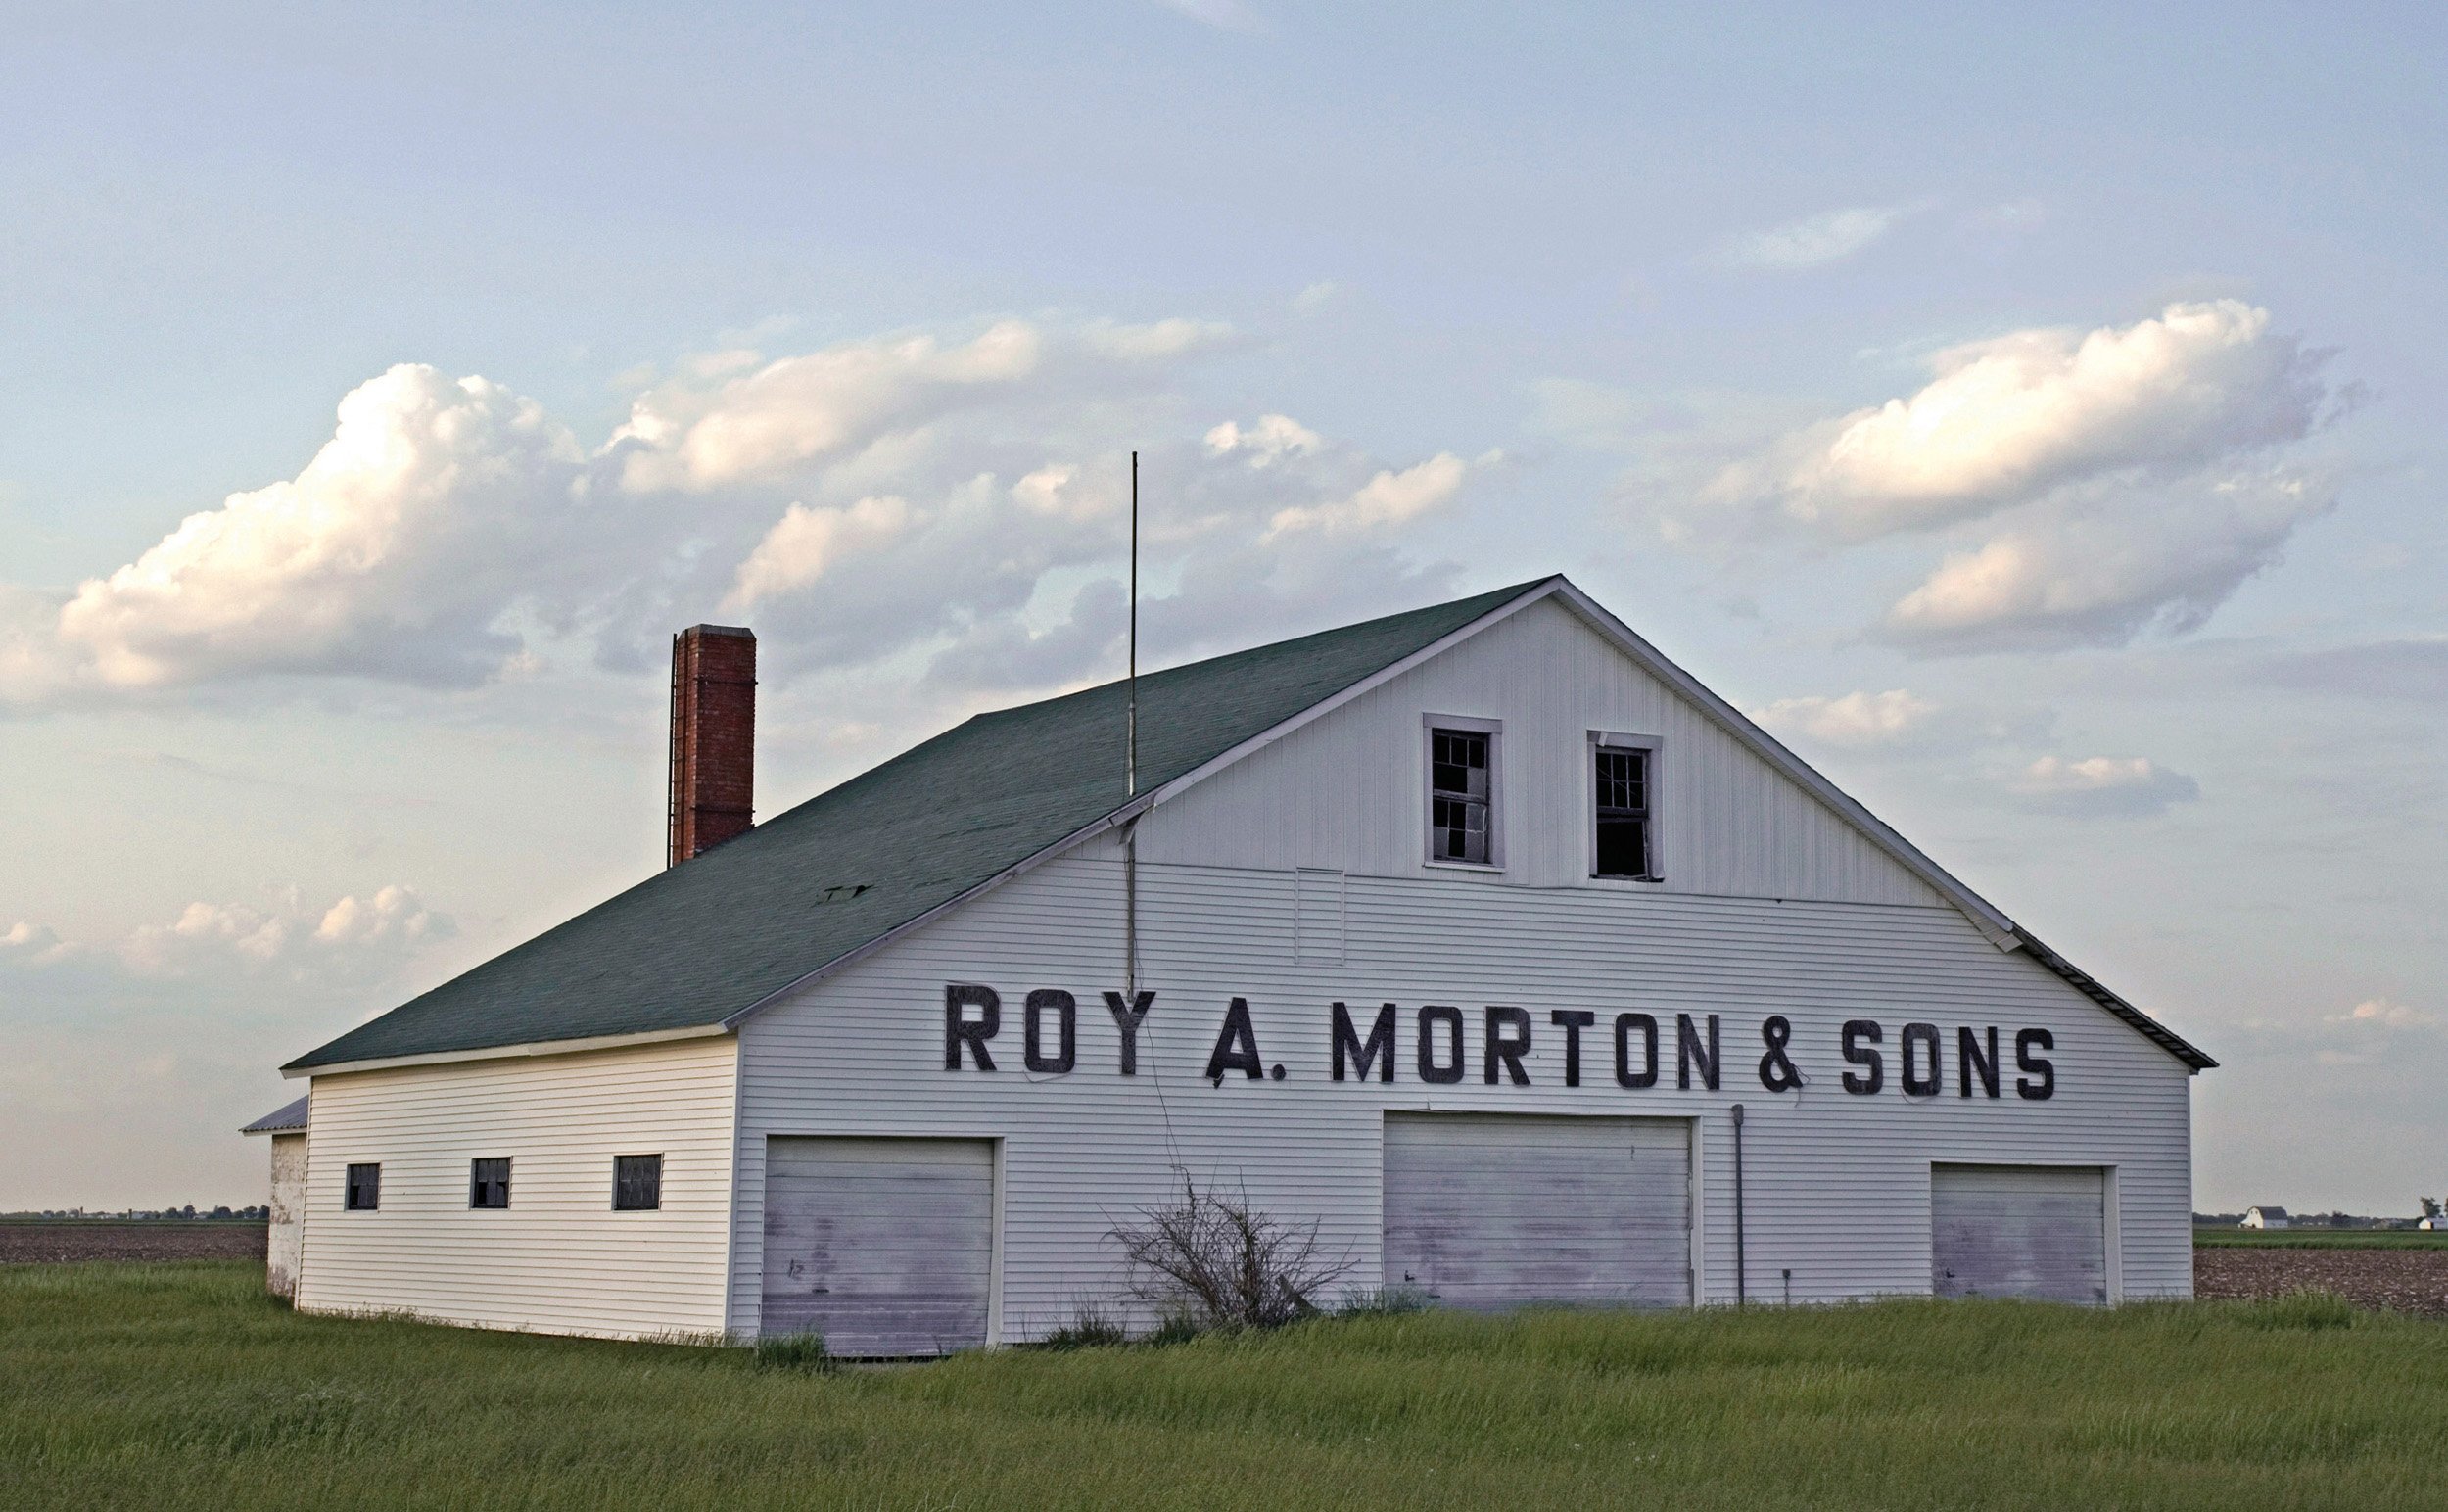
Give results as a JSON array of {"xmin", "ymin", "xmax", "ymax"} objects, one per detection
[{"xmin": 1109, "ymin": 1174, "xmax": 1354, "ymax": 1332}]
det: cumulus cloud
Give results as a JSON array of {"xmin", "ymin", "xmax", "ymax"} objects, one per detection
[
  {"xmin": 1750, "ymin": 689, "xmax": 1940, "ymax": 748},
  {"xmin": 1881, "ymin": 470, "xmax": 2334, "ymax": 651},
  {"xmin": 1206, "ymin": 414, "xmax": 1323, "ymax": 468},
  {"xmin": 1721, "ymin": 302, "xmax": 2332, "ymax": 538},
  {"xmin": 110, "ymin": 886, "xmax": 451, "ymax": 980},
  {"xmin": 725, "ymin": 496, "xmax": 918, "ymax": 610},
  {"xmin": 1, "ymin": 310, "xmax": 1489, "ymax": 717},
  {"xmin": 2329, "ymin": 998, "xmax": 2436, "ymax": 1031},
  {"xmin": 610, "ymin": 321, "xmax": 1043, "ymax": 495},
  {"xmin": 5, "ymin": 366, "xmax": 581, "ymax": 699},
  {"xmin": 1724, "ymin": 205, "xmax": 1914, "ymax": 270},
  {"xmin": 1262, "ymin": 450, "xmax": 1493, "ymax": 542},
  {"xmin": 2005, "ymin": 755, "xmax": 2199, "ymax": 818}
]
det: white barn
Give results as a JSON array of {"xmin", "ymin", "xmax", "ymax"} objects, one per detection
[{"xmin": 254, "ymin": 577, "xmax": 2213, "ymax": 1350}]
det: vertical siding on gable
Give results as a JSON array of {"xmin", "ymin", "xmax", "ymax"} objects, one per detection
[
  {"xmin": 731, "ymin": 852, "xmax": 2192, "ymax": 1340},
  {"xmin": 295, "ymin": 1036, "xmax": 738, "ymax": 1339},
  {"xmin": 1136, "ymin": 595, "xmax": 1947, "ymax": 906}
]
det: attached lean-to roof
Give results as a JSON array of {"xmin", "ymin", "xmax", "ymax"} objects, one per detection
[
  {"xmin": 286, "ymin": 579, "xmax": 1554, "ymax": 1072},
  {"xmin": 286, "ymin": 572, "xmax": 2213, "ymax": 1077},
  {"xmin": 241, "ymin": 1095, "xmax": 309, "ymax": 1134}
]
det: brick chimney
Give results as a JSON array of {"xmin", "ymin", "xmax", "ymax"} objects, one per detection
[{"xmin": 668, "ymin": 624, "xmax": 756, "ymax": 866}]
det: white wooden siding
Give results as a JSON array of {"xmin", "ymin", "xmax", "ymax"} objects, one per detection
[
  {"xmin": 295, "ymin": 1036, "xmax": 738, "ymax": 1339},
  {"xmin": 1135, "ymin": 595, "xmax": 1947, "ymax": 907},
  {"xmin": 732, "ymin": 851, "xmax": 2193, "ymax": 1339}
]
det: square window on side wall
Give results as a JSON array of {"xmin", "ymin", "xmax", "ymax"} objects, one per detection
[
  {"xmin": 344, "ymin": 1162, "xmax": 380, "ymax": 1211},
  {"xmin": 469, "ymin": 1158, "xmax": 511, "ymax": 1209},
  {"xmin": 614, "ymin": 1154, "xmax": 663, "ymax": 1211}
]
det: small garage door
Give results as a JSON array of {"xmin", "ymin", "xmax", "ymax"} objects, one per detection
[
  {"xmin": 1931, "ymin": 1163, "xmax": 2107, "ymax": 1304},
  {"xmin": 1384, "ymin": 1112, "xmax": 1691, "ymax": 1310},
  {"xmin": 762, "ymin": 1137, "xmax": 993, "ymax": 1356}
]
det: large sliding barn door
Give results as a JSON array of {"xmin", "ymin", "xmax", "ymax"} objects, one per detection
[
  {"xmin": 1383, "ymin": 1112, "xmax": 1691, "ymax": 1310},
  {"xmin": 761, "ymin": 1137, "xmax": 994, "ymax": 1356},
  {"xmin": 1931, "ymin": 1163, "xmax": 2108, "ymax": 1304}
]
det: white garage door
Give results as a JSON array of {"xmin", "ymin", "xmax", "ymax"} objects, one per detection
[
  {"xmin": 1931, "ymin": 1163, "xmax": 2107, "ymax": 1304},
  {"xmin": 762, "ymin": 1137, "xmax": 994, "ymax": 1356},
  {"xmin": 1383, "ymin": 1112, "xmax": 1691, "ymax": 1310}
]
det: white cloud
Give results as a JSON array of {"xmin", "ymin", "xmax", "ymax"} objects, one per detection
[
  {"xmin": 1750, "ymin": 689, "xmax": 1939, "ymax": 748},
  {"xmin": 1882, "ymin": 470, "xmax": 2333, "ymax": 652},
  {"xmin": 1725, "ymin": 205, "xmax": 1912, "ymax": 270},
  {"xmin": 1, "ymin": 921, "xmax": 79, "ymax": 968},
  {"xmin": 313, "ymin": 885, "xmax": 449, "ymax": 949},
  {"xmin": 1719, "ymin": 301, "xmax": 2333, "ymax": 538},
  {"xmin": 1205, "ymin": 413, "xmax": 1323, "ymax": 468},
  {"xmin": 725, "ymin": 496, "xmax": 918, "ymax": 610},
  {"xmin": 610, "ymin": 321, "xmax": 1043, "ymax": 495},
  {"xmin": 2328, "ymin": 998, "xmax": 2436, "ymax": 1031},
  {"xmin": 116, "ymin": 886, "xmax": 451, "ymax": 979},
  {"xmin": 2006, "ymin": 755, "xmax": 2199, "ymax": 818},
  {"xmin": 6, "ymin": 365, "xmax": 580, "ymax": 699},
  {"xmin": 1262, "ymin": 450, "xmax": 1491, "ymax": 542},
  {"xmin": 0, "ymin": 310, "xmax": 1483, "ymax": 713}
]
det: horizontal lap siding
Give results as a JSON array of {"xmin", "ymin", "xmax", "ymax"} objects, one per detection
[
  {"xmin": 1135, "ymin": 596, "xmax": 1945, "ymax": 908},
  {"xmin": 732, "ymin": 855, "xmax": 2192, "ymax": 1340},
  {"xmin": 296, "ymin": 1037, "xmax": 737, "ymax": 1339}
]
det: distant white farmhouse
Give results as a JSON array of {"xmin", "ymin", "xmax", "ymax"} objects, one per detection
[
  {"xmin": 2242, "ymin": 1205, "xmax": 2291, "ymax": 1230},
  {"xmin": 2419, "ymin": 1214, "xmax": 2446, "ymax": 1231},
  {"xmin": 243, "ymin": 578, "xmax": 2216, "ymax": 1350}
]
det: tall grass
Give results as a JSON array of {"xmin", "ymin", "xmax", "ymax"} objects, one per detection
[{"xmin": 5, "ymin": 1262, "xmax": 2446, "ymax": 1510}]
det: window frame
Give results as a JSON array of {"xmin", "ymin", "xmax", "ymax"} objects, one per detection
[
  {"xmin": 1421, "ymin": 714, "xmax": 1504, "ymax": 871},
  {"xmin": 1589, "ymin": 730, "xmax": 1665, "ymax": 883},
  {"xmin": 469, "ymin": 1157, "xmax": 512, "ymax": 1210},
  {"xmin": 612, "ymin": 1154, "xmax": 664, "ymax": 1212},
  {"xmin": 344, "ymin": 1162, "xmax": 381, "ymax": 1212}
]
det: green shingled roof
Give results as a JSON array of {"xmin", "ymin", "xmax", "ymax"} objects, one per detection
[{"xmin": 287, "ymin": 578, "xmax": 1554, "ymax": 1071}]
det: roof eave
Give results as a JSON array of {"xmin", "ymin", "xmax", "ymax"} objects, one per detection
[{"xmin": 283, "ymin": 1022, "xmax": 734, "ymax": 1079}]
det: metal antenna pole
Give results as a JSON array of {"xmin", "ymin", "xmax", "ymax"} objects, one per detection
[
  {"xmin": 1124, "ymin": 450, "xmax": 1140, "ymax": 1002},
  {"xmin": 1128, "ymin": 449, "xmax": 1139, "ymax": 797}
]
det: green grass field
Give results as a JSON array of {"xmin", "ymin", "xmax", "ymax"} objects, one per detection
[
  {"xmin": 2194, "ymin": 1227, "xmax": 2448, "ymax": 1249},
  {"xmin": 7, "ymin": 1263, "xmax": 2447, "ymax": 1511}
]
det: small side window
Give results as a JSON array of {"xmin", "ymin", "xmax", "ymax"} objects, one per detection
[
  {"xmin": 345, "ymin": 1163, "xmax": 380, "ymax": 1211},
  {"xmin": 614, "ymin": 1154, "xmax": 663, "ymax": 1211},
  {"xmin": 1593, "ymin": 736, "xmax": 1661, "ymax": 881},
  {"xmin": 470, "ymin": 1158, "xmax": 511, "ymax": 1209}
]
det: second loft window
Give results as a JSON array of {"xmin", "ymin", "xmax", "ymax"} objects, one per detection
[
  {"xmin": 1594, "ymin": 742, "xmax": 1658, "ymax": 880},
  {"xmin": 470, "ymin": 1158, "xmax": 511, "ymax": 1209},
  {"xmin": 1429, "ymin": 726, "xmax": 1493, "ymax": 865}
]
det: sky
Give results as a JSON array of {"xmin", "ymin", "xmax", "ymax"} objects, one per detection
[{"xmin": 1, "ymin": 2, "xmax": 2440, "ymax": 1214}]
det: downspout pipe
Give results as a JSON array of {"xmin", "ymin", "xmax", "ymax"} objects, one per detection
[{"xmin": 1730, "ymin": 1103, "xmax": 1747, "ymax": 1306}]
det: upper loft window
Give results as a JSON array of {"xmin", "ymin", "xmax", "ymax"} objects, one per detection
[
  {"xmin": 470, "ymin": 1158, "xmax": 512, "ymax": 1210},
  {"xmin": 1426, "ymin": 719, "xmax": 1498, "ymax": 867},
  {"xmin": 344, "ymin": 1163, "xmax": 380, "ymax": 1211},
  {"xmin": 613, "ymin": 1154, "xmax": 663, "ymax": 1211},
  {"xmin": 1593, "ymin": 735, "xmax": 1661, "ymax": 881}
]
